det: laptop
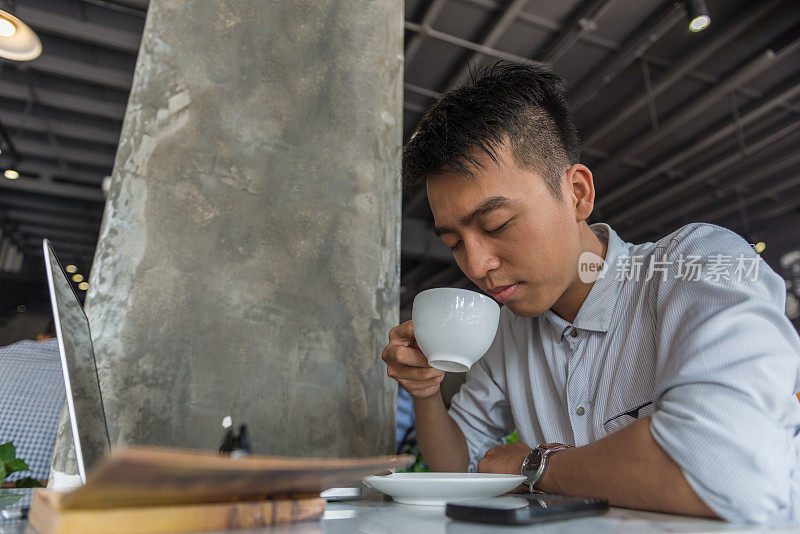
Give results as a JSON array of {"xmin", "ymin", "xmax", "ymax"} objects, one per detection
[{"xmin": 42, "ymin": 239, "xmax": 111, "ymax": 484}]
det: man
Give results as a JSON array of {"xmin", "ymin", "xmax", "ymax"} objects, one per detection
[
  {"xmin": 0, "ymin": 320, "xmax": 64, "ymax": 485},
  {"xmin": 382, "ymin": 63, "xmax": 800, "ymax": 524}
]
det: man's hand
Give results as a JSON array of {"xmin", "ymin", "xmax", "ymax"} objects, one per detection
[
  {"xmin": 381, "ymin": 320, "xmax": 445, "ymax": 399},
  {"xmin": 477, "ymin": 441, "xmax": 531, "ymax": 475},
  {"xmin": 478, "ymin": 441, "xmax": 532, "ymax": 493}
]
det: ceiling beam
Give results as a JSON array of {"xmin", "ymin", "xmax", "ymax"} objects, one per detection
[
  {"xmin": 404, "ymin": 20, "xmax": 537, "ymax": 66},
  {"xmin": 3, "ymin": 59, "xmax": 127, "ymax": 94},
  {"xmin": 458, "ymin": 0, "xmax": 619, "ymax": 52},
  {"xmin": 746, "ymin": 190, "xmax": 800, "ymax": 227},
  {"xmin": 445, "ymin": 0, "xmax": 531, "ymax": 91},
  {"xmin": 702, "ymin": 174, "xmax": 800, "ymax": 229},
  {"xmin": 404, "ymin": 0, "xmax": 450, "ymax": 72},
  {"xmin": 594, "ymin": 32, "xmax": 800, "ymax": 182},
  {"xmin": 0, "ymin": 80, "xmax": 126, "ymax": 120},
  {"xmin": 3, "ymin": 210, "xmax": 101, "ymax": 231},
  {"xmin": 597, "ymin": 74, "xmax": 800, "ymax": 210},
  {"xmin": 13, "ymin": 138, "xmax": 115, "ymax": 169},
  {"xmin": 3, "ymin": 55, "xmax": 133, "ymax": 91},
  {"xmin": 78, "ymin": 0, "xmax": 149, "ymax": 18},
  {"xmin": 570, "ymin": 0, "xmax": 684, "ymax": 109},
  {"xmin": 609, "ymin": 119, "xmax": 800, "ymax": 229},
  {"xmin": 537, "ymin": 0, "xmax": 617, "ymax": 65},
  {"xmin": 404, "ymin": 101, "xmax": 428, "ymax": 115},
  {"xmin": 401, "ymin": 5, "xmax": 772, "ymax": 126},
  {"xmin": 15, "ymin": 161, "xmax": 107, "ymax": 186},
  {"xmin": 405, "ymin": 82, "xmax": 441, "ymax": 100},
  {"xmin": 0, "ymin": 111, "xmax": 120, "ymax": 147},
  {"xmin": 114, "ymin": 0, "xmax": 150, "ymax": 11},
  {"xmin": 0, "ymin": 176, "xmax": 104, "ymax": 202},
  {"xmin": 428, "ymin": 0, "xmax": 770, "ymax": 105},
  {"xmin": 0, "ymin": 195, "xmax": 103, "ymax": 219},
  {"xmin": 18, "ymin": 224, "xmax": 98, "ymax": 244},
  {"xmin": 15, "ymin": 4, "xmax": 142, "ymax": 54},
  {"xmin": 576, "ymin": 1, "xmax": 779, "ymax": 114},
  {"xmin": 625, "ymin": 150, "xmax": 800, "ymax": 240}
]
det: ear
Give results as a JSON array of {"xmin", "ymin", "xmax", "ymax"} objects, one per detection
[{"xmin": 566, "ymin": 164, "xmax": 595, "ymax": 222}]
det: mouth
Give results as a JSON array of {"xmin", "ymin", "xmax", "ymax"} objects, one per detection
[{"xmin": 487, "ymin": 283, "xmax": 519, "ymax": 303}]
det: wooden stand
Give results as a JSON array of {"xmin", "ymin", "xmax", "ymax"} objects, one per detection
[
  {"xmin": 27, "ymin": 447, "xmax": 412, "ymax": 534},
  {"xmin": 29, "ymin": 490, "xmax": 326, "ymax": 534}
]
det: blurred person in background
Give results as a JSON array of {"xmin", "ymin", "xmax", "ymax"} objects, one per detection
[{"xmin": 0, "ymin": 320, "xmax": 64, "ymax": 486}]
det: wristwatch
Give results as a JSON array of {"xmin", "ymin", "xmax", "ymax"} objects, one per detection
[{"xmin": 521, "ymin": 442, "xmax": 573, "ymax": 493}]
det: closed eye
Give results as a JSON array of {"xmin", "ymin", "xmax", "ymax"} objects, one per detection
[{"xmin": 486, "ymin": 220, "xmax": 511, "ymax": 235}]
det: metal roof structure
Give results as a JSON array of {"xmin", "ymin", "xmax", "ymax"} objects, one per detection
[{"xmin": 0, "ymin": 0, "xmax": 799, "ymax": 327}]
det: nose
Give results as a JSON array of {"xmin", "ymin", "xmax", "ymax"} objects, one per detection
[{"xmin": 460, "ymin": 238, "xmax": 501, "ymax": 282}]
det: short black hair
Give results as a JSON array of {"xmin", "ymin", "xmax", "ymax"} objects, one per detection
[
  {"xmin": 402, "ymin": 62, "xmax": 580, "ymax": 200},
  {"xmin": 41, "ymin": 319, "xmax": 56, "ymax": 339}
]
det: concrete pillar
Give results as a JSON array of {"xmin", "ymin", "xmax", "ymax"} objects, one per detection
[{"xmin": 53, "ymin": 0, "xmax": 402, "ymax": 468}]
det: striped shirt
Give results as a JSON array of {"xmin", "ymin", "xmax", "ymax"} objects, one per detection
[
  {"xmin": 448, "ymin": 222, "xmax": 800, "ymax": 524},
  {"xmin": 0, "ymin": 338, "xmax": 64, "ymax": 482}
]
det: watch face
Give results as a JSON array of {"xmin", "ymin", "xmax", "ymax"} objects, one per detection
[{"xmin": 522, "ymin": 448, "xmax": 544, "ymax": 478}]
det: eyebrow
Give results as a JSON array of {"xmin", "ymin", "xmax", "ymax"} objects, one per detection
[{"xmin": 434, "ymin": 196, "xmax": 514, "ymax": 237}]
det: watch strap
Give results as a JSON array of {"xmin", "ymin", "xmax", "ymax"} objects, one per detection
[{"xmin": 522, "ymin": 442, "xmax": 573, "ymax": 492}]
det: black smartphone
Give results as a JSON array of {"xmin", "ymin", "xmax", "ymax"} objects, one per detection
[{"xmin": 445, "ymin": 494, "xmax": 608, "ymax": 525}]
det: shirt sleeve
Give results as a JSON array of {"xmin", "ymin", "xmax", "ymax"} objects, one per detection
[
  {"xmin": 648, "ymin": 223, "xmax": 800, "ymax": 524},
  {"xmin": 448, "ymin": 308, "xmax": 515, "ymax": 472}
]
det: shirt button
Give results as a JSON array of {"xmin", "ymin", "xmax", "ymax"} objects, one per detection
[
  {"xmin": 570, "ymin": 329, "xmax": 578, "ymax": 338},
  {"xmin": 575, "ymin": 406, "xmax": 585, "ymax": 416}
]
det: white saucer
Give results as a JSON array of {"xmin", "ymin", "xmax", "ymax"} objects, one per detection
[{"xmin": 363, "ymin": 472, "xmax": 527, "ymax": 506}]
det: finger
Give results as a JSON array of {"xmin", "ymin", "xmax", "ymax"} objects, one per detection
[
  {"xmin": 398, "ymin": 374, "xmax": 444, "ymax": 392},
  {"xmin": 388, "ymin": 364, "xmax": 444, "ymax": 381},
  {"xmin": 388, "ymin": 320, "xmax": 415, "ymax": 344},
  {"xmin": 382, "ymin": 344, "xmax": 430, "ymax": 368},
  {"xmin": 393, "ymin": 345, "xmax": 432, "ymax": 368},
  {"xmin": 380, "ymin": 343, "xmax": 397, "ymax": 364}
]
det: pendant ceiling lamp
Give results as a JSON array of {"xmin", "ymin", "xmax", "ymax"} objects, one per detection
[
  {"xmin": 0, "ymin": 0, "xmax": 42, "ymax": 61},
  {"xmin": 685, "ymin": 0, "xmax": 711, "ymax": 33}
]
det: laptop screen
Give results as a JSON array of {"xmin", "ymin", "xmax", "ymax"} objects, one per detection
[{"xmin": 43, "ymin": 239, "xmax": 110, "ymax": 483}]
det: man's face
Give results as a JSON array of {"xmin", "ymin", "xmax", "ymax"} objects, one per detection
[{"xmin": 427, "ymin": 144, "xmax": 580, "ymax": 317}]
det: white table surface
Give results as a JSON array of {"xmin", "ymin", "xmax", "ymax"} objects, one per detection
[{"xmin": 2, "ymin": 489, "xmax": 799, "ymax": 534}]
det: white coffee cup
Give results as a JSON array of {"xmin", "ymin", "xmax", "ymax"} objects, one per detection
[{"xmin": 411, "ymin": 288, "xmax": 501, "ymax": 372}]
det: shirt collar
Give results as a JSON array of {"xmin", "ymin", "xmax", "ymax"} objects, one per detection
[{"xmin": 543, "ymin": 223, "xmax": 628, "ymax": 334}]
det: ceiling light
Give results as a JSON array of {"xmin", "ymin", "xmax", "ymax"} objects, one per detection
[
  {"xmin": 0, "ymin": 2, "xmax": 42, "ymax": 61},
  {"xmin": 78, "ymin": 282, "xmax": 89, "ymax": 291},
  {"xmin": 0, "ymin": 14, "xmax": 15, "ymax": 37},
  {"xmin": 65, "ymin": 264, "xmax": 77, "ymax": 273},
  {"xmin": 685, "ymin": 0, "xmax": 711, "ymax": 32},
  {"xmin": 4, "ymin": 169, "xmax": 19, "ymax": 179},
  {"xmin": 72, "ymin": 273, "xmax": 84, "ymax": 283},
  {"xmin": 690, "ymin": 15, "xmax": 710, "ymax": 32}
]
